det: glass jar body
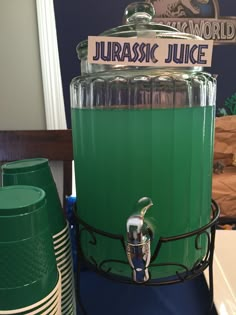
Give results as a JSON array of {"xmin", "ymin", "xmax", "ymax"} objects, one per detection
[{"xmin": 70, "ymin": 69, "xmax": 216, "ymax": 278}]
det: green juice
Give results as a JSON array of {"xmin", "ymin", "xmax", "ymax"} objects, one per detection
[{"xmin": 72, "ymin": 106, "xmax": 215, "ymax": 278}]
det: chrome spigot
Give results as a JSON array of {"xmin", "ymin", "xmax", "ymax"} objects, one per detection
[{"xmin": 126, "ymin": 197, "xmax": 153, "ymax": 283}]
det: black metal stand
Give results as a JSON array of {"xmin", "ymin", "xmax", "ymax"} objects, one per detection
[{"xmin": 75, "ymin": 200, "xmax": 220, "ymax": 315}]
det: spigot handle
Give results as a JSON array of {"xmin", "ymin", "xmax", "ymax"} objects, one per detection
[{"xmin": 126, "ymin": 197, "xmax": 153, "ymax": 283}]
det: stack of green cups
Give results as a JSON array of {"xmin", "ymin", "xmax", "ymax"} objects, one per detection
[
  {"xmin": 0, "ymin": 185, "xmax": 61, "ymax": 314},
  {"xmin": 1, "ymin": 159, "xmax": 76, "ymax": 315}
]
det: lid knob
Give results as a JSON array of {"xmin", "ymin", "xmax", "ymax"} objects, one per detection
[{"xmin": 124, "ymin": 2, "xmax": 155, "ymax": 24}]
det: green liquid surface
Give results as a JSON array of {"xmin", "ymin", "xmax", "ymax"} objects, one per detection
[{"xmin": 72, "ymin": 106, "xmax": 215, "ymax": 278}]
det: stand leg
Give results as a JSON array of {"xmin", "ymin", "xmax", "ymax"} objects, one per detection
[{"xmin": 208, "ymin": 224, "xmax": 216, "ymax": 312}]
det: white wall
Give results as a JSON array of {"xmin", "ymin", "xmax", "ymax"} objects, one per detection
[{"xmin": 0, "ymin": 0, "xmax": 46, "ymax": 130}]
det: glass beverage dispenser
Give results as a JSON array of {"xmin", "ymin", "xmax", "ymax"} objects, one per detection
[{"xmin": 70, "ymin": 2, "xmax": 216, "ymax": 282}]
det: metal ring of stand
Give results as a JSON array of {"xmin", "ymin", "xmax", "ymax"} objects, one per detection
[{"xmin": 75, "ymin": 200, "xmax": 220, "ymax": 315}]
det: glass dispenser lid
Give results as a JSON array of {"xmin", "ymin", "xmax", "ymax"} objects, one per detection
[{"xmin": 77, "ymin": 2, "xmax": 203, "ymax": 60}]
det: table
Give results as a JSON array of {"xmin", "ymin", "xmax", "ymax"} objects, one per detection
[{"xmin": 204, "ymin": 230, "xmax": 236, "ymax": 315}]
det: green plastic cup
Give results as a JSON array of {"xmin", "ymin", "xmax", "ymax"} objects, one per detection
[
  {"xmin": 52, "ymin": 222, "xmax": 69, "ymax": 242},
  {"xmin": 0, "ymin": 270, "xmax": 61, "ymax": 314},
  {"xmin": 1, "ymin": 158, "xmax": 66, "ymax": 235},
  {"xmin": 0, "ymin": 186, "xmax": 58, "ymax": 310}
]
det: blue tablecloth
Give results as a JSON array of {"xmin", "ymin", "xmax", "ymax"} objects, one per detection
[{"xmin": 77, "ymin": 271, "xmax": 218, "ymax": 315}]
